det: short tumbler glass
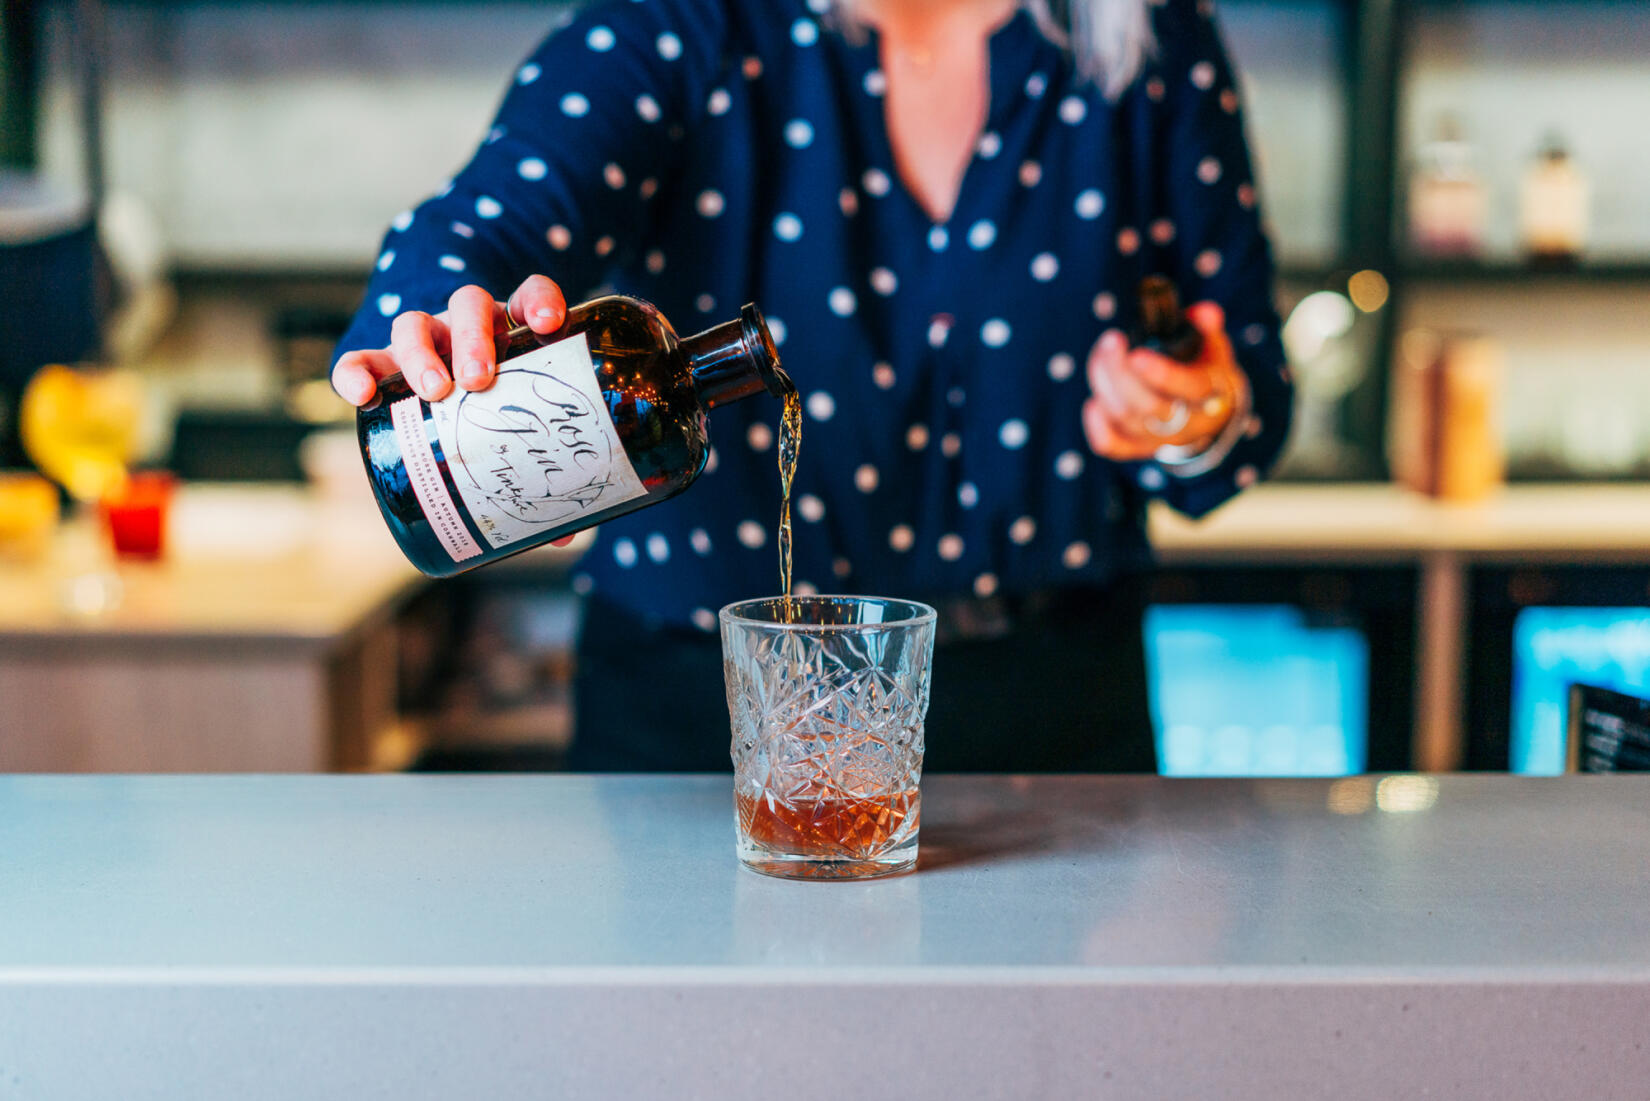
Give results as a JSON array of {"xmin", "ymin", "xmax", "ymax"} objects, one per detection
[{"xmin": 721, "ymin": 595, "xmax": 937, "ymax": 880}]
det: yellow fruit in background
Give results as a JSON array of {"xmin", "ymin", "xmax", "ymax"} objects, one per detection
[{"xmin": 20, "ymin": 364, "xmax": 142, "ymax": 504}]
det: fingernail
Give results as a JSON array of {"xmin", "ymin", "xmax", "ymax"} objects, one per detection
[
  {"xmin": 460, "ymin": 359, "xmax": 489, "ymax": 386},
  {"xmin": 337, "ymin": 373, "xmax": 371, "ymax": 405},
  {"xmin": 532, "ymin": 308, "xmax": 557, "ymax": 326},
  {"xmin": 421, "ymin": 368, "xmax": 449, "ymax": 396},
  {"xmin": 1203, "ymin": 395, "xmax": 1228, "ymax": 417}
]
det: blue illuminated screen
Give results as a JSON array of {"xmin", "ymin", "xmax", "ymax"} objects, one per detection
[
  {"xmin": 1511, "ymin": 607, "xmax": 1650, "ymax": 775},
  {"xmin": 1144, "ymin": 605, "xmax": 1367, "ymax": 777}
]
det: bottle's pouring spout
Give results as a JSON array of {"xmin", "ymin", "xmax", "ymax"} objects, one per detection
[{"xmin": 685, "ymin": 303, "xmax": 790, "ymax": 408}]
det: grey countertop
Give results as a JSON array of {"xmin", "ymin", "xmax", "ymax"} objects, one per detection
[{"xmin": 3, "ymin": 774, "xmax": 1648, "ymax": 1099}]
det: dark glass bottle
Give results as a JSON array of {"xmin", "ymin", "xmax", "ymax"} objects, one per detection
[
  {"xmin": 1133, "ymin": 275, "xmax": 1203, "ymax": 364},
  {"xmin": 358, "ymin": 295, "xmax": 788, "ymax": 578},
  {"xmin": 1133, "ymin": 275, "xmax": 1232, "ymax": 447}
]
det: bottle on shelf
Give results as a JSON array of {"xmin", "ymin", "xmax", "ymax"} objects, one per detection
[
  {"xmin": 1390, "ymin": 328, "xmax": 1503, "ymax": 501},
  {"xmin": 1519, "ymin": 132, "xmax": 1589, "ymax": 267},
  {"xmin": 357, "ymin": 295, "xmax": 789, "ymax": 577},
  {"xmin": 1407, "ymin": 114, "xmax": 1486, "ymax": 258}
]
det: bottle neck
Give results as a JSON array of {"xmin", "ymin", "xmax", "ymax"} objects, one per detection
[{"xmin": 684, "ymin": 304, "xmax": 789, "ymax": 409}]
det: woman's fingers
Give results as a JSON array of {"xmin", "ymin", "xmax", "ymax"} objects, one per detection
[
  {"xmin": 1124, "ymin": 348, "xmax": 1217, "ymax": 404},
  {"xmin": 1082, "ymin": 396, "xmax": 1160, "ymax": 462},
  {"xmin": 446, "ymin": 284, "xmax": 504, "ymax": 392},
  {"xmin": 505, "ymin": 274, "xmax": 567, "ymax": 336},
  {"xmin": 330, "ymin": 348, "xmax": 402, "ymax": 407},
  {"xmin": 1088, "ymin": 329, "xmax": 1184, "ymax": 430},
  {"xmin": 390, "ymin": 311, "xmax": 454, "ymax": 401}
]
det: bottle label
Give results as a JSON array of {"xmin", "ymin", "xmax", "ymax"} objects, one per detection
[
  {"xmin": 417, "ymin": 331, "xmax": 646, "ymax": 555},
  {"xmin": 391, "ymin": 395, "xmax": 484, "ymax": 563}
]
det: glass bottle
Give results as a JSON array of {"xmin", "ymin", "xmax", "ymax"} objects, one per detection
[
  {"xmin": 1519, "ymin": 133, "xmax": 1589, "ymax": 267},
  {"xmin": 357, "ymin": 295, "xmax": 789, "ymax": 577},
  {"xmin": 1134, "ymin": 275, "xmax": 1231, "ymax": 448}
]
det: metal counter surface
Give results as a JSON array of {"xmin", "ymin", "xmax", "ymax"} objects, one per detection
[{"xmin": 2, "ymin": 774, "xmax": 1647, "ymax": 1098}]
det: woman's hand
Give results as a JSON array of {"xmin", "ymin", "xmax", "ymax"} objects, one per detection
[
  {"xmin": 330, "ymin": 274, "xmax": 568, "ymax": 407},
  {"xmin": 1082, "ymin": 301, "xmax": 1249, "ymax": 463}
]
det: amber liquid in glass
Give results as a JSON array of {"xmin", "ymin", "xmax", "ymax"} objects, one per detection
[
  {"xmin": 775, "ymin": 388, "xmax": 802, "ymax": 619},
  {"xmin": 737, "ymin": 788, "xmax": 919, "ymax": 861}
]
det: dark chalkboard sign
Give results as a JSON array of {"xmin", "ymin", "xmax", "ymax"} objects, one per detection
[{"xmin": 1567, "ymin": 685, "xmax": 1650, "ymax": 773}]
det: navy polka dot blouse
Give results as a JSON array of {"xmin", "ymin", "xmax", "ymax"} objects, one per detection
[{"xmin": 336, "ymin": 0, "xmax": 1293, "ymax": 631}]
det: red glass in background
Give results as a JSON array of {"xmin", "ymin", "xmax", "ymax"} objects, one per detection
[{"xmin": 100, "ymin": 471, "xmax": 175, "ymax": 560}]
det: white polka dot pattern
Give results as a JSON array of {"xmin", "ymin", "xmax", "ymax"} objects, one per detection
[
  {"xmin": 560, "ymin": 93, "xmax": 589, "ymax": 117},
  {"xmin": 998, "ymin": 419, "xmax": 1029, "ymax": 449},
  {"xmin": 1075, "ymin": 190, "xmax": 1104, "ymax": 219},
  {"xmin": 737, "ymin": 520, "xmax": 766, "ymax": 549},
  {"xmin": 854, "ymin": 464, "xmax": 879, "ymax": 493},
  {"xmin": 937, "ymin": 534, "xmax": 964, "ymax": 561},
  {"xmin": 586, "ymin": 25, "xmax": 615, "ymax": 51},
  {"xmin": 1009, "ymin": 516, "xmax": 1037, "ymax": 544},
  {"xmin": 747, "ymin": 423, "xmax": 772, "ymax": 452},
  {"xmin": 869, "ymin": 267, "xmax": 898, "ymax": 295},
  {"xmin": 888, "ymin": 525, "xmax": 914, "ymax": 552},
  {"xmin": 1031, "ymin": 253, "xmax": 1059, "ymax": 281},
  {"xmin": 806, "ymin": 391, "xmax": 835, "ymax": 421},
  {"xmin": 773, "ymin": 213, "xmax": 803, "ymax": 241},
  {"xmin": 1047, "ymin": 353, "xmax": 1076, "ymax": 381},
  {"xmin": 656, "ymin": 33, "xmax": 682, "ymax": 60},
  {"xmin": 784, "ymin": 119, "xmax": 814, "ymax": 148},
  {"xmin": 798, "ymin": 494, "xmax": 825, "ymax": 522},
  {"xmin": 646, "ymin": 533, "xmax": 670, "ymax": 563}
]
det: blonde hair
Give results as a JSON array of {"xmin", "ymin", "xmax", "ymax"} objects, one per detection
[{"xmin": 832, "ymin": 0, "xmax": 1157, "ymax": 101}]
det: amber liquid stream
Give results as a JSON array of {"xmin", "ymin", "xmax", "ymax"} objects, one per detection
[{"xmin": 776, "ymin": 388, "xmax": 801, "ymax": 620}]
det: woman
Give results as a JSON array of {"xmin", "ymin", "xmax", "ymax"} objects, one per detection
[{"xmin": 332, "ymin": 0, "xmax": 1292, "ymax": 772}]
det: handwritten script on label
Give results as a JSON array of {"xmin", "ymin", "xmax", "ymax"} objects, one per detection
[{"xmin": 431, "ymin": 332, "xmax": 646, "ymax": 549}]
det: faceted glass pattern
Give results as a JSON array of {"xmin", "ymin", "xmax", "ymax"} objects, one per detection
[{"xmin": 721, "ymin": 596, "xmax": 936, "ymax": 879}]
